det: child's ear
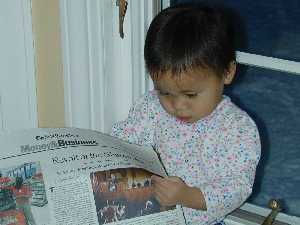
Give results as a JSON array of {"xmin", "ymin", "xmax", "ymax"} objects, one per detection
[{"xmin": 223, "ymin": 61, "xmax": 236, "ymax": 85}]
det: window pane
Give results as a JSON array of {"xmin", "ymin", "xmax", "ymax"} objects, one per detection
[
  {"xmin": 224, "ymin": 65, "xmax": 300, "ymax": 217},
  {"xmin": 171, "ymin": 0, "xmax": 300, "ymax": 61}
]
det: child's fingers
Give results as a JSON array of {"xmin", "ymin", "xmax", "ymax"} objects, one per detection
[
  {"xmin": 153, "ymin": 192, "xmax": 166, "ymax": 205},
  {"xmin": 152, "ymin": 179, "xmax": 176, "ymax": 203},
  {"xmin": 152, "ymin": 179, "xmax": 166, "ymax": 194},
  {"xmin": 167, "ymin": 176, "xmax": 184, "ymax": 183},
  {"xmin": 151, "ymin": 175, "xmax": 164, "ymax": 182},
  {"xmin": 153, "ymin": 187, "xmax": 173, "ymax": 206},
  {"xmin": 151, "ymin": 175, "xmax": 184, "ymax": 190},
  {"xmin": 152, "ymin": 177, "xmax": 168, "ymax": 199},
  {"xmin": 151, "ymin": 175, "xmax": 167, "ymax": 188},
  {"xmin": 151, "ymin": 175, "xmax": 172, "ymax": 188}
]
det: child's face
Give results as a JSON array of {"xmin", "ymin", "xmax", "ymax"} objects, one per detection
[{"xmin": 153, "ymin": 66, "xmax": 235, "ymax": 123}]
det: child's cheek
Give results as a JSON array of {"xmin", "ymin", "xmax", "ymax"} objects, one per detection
[{"xmin": 160, "ymin": 98, "xmax": 175, "ymax": 115}]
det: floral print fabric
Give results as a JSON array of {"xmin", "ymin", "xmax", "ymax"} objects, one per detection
[{"xmin": 111, "ymin": 90, "xmax": 261, "ymax": 225}]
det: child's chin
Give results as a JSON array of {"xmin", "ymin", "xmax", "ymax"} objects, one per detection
[{"xmin": 177, "ymin": 117, "xmax": 195, "ymax": 123}]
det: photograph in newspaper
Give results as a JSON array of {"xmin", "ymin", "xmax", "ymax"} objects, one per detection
[
  {"xmin": 0, "ymin": 161, "xmax": 49, "ymax": 225},
  {"xmin": 90, "ymin": 168, "xmax": 175, "ymax": 224}
]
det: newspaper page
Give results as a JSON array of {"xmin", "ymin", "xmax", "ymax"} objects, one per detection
[{"xmin": 0, "ymin": 128, "xmax": 186, "ymax": 225}]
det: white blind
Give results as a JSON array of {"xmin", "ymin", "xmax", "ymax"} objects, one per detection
[
  {"xmin": 60, "ymin": 0, "xmax": 157, "ymax": 133},
  {"xmin": 0, "ymin": 0, "xmax": 37, "ymax": 133}
]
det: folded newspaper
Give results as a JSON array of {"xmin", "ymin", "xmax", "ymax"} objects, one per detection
[{"xmin": 0, "ymin": 128, "xmax": 186, "ymax": 225}]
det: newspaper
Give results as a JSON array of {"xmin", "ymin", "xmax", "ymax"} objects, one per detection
[{"xmin": 0, "ymin": 128, "xmax": 186, "ymax": 225}]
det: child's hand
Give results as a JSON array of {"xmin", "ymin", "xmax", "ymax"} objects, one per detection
[
  {"xmin": 151, "ymin": 175, "xmax": 189, "ymax": 206},
  {"xmin": 151, "ymin": 175, "xmax": 207, "ymax": 210}
]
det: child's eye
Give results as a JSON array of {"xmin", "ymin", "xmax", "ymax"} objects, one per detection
[
  {"xmin": 158, "ymin": 91, "xmax": 170, "ymax": 96},
  {"xmin": 185, "ymin": 93, "xmax": 198, "ymax": 98}
]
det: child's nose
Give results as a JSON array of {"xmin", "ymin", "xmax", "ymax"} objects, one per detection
[{"xmin": 172, "ymin": 96, "xmax": 187, "ymax": 111}]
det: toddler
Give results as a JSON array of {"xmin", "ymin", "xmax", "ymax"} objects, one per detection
[{"xmin": 111, "ymin": 3, "xmax": 261, "ymax": 224}]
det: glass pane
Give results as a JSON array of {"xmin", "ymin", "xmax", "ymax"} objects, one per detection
[
  {"xmin": 170, "ymin": 0, "xmax": 300, "ymax": 62},
  {"xmin": 224, "ymin": 65, "xmax": 300, "ymax": 217}
]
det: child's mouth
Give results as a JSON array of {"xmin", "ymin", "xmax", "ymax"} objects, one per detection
[{"xmin": 176, "ymin": 116, "xmax": 192, "ymax": 122}]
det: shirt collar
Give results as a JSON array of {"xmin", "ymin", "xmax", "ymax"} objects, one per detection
[{"xmin": 196, "ymin": 95, "xmax": 231, "ymax": 133}]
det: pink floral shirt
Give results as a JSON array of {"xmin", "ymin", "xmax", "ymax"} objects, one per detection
[{"xmin": 111, "ymin": 90, "xmax": 261, "ymax": 225}]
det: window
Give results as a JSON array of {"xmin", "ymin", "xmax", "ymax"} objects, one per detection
[
  {"xmin": 171, "ymin": 0, "xmax": 300, "ymax": 61},
  {"xmin": 169, "ymin": 0, "xmax": 300, "ymax": 218}
]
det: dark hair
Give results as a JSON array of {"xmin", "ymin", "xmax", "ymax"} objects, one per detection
[{"xmin": 144, "ymin": 3, "xmax": 236, "ymax": 78}]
